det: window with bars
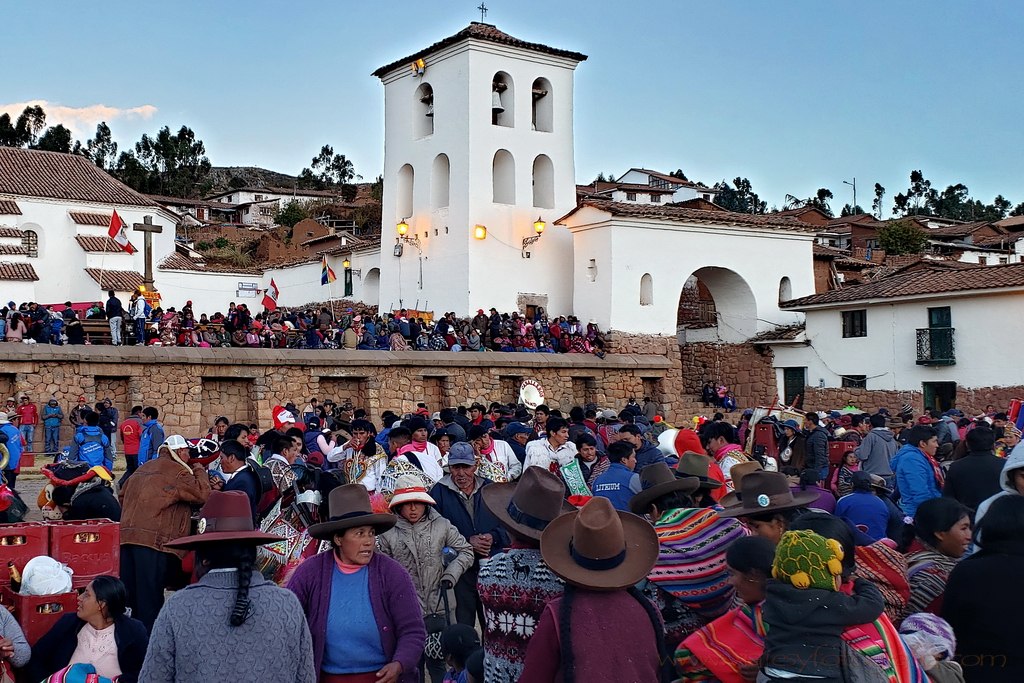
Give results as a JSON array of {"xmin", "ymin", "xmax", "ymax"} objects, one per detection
[
  {"xmin": 841, "ymin": 309, "xmax": 867, "ymax": 338},
  {"xmin": 22, "ymin": 230, "xmax": 37, "ymax": 257}
]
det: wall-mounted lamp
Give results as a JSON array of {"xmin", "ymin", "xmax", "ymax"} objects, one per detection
[
  {"xmin": 522, "ymin": 216, "xmax": 545, "ymax": 258},
  {"xmin": 395, "ymin": 218, "xmax": 420, "ymax": 253},
  {"xmin": 473, "ymin": 225, "xmax": 488, "ymax": 240},
  {"xmin": 342, "ymin": 257, "xmax": 361, "ymax": 277},
  {"xmin": 397, "ymin": 219, "xmax": 410, "ymax": 237},
  {"xmin": 410, "ymin": 58, "xmax": 425, "ymax": 76}
]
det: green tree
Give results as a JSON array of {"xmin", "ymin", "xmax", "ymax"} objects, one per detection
[
  {"xmin": 712, "ymin": 177, "xmax": 766, "ymax": 214},
  {"xmin": 31, "ymin": 124, "xmax": 74, "ymax": 153},
  {"xmin": 298, "ymin": 145, "xmax": 357, "ymax": 189},
  {"xmin": 1010, "ymin": 202, "xmax": 1024, "ymax": 217},
  {"xmin": 877, "ymin": 220, "xmax": 928, "ymax": 255},
  {"xmin": 275, "ymin": 200, "xmax": 308, "ymax": 228},
  {"xmin": 85, "ymin": 122, "xmax": 118, "ymax": 170},
  {"xmin": 112, "ymin": 151, "xmax": 151, "ymax": 192},
  {"xmin": 872, "ymin": 183, "xmax": 885, "ymax": 218},
  {"xmin": 670, "ymin": 169, "xmax": 689, "ymax": 181},
  {"xmin": 128, "ymin": 125, "xmax": 212, "ymax": 197},
  {"xmin": 0, "ymin": 105, "xmax": 47, "ymax": 147},
  {"xmin": 784, "ymin": 188, "xmax": 834, "ymax": 217},
  {"xmin": 840, "ymin": 204, "xmax": 866, "ymax": 217}
]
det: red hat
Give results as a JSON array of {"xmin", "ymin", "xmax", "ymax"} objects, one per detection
[
  {"xmin": 917, "ymin": 415, "xmax": 933, "ymax": 425},
  {"xmin": 674, "ymin": 429, "xmax": 706, "ymax": 456},
  {"xmin": 477, "ymin": 309, "xmax": 485, "ymax": 315}
]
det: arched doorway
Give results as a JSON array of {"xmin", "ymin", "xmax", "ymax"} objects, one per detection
[
  {"xmin": 362, "ymin": 268, "xmax": 380, "ymax": 307},
  {"xmin": 676, "ymin": 267, "xmax": 757, "ymax": 343}
]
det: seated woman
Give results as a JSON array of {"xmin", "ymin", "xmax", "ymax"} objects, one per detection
[
  {"xmin": 27, "ymin": 575, "xmax": 148, "ymax": 683},
  {"xmin": 901, "ymin": 497, "xmax": 971, "ymax": 622}
]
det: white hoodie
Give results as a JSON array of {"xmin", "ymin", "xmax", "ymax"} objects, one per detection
[{"xmin": 975, "ymin": 441, "xmax": 1024, "ymax": 526}]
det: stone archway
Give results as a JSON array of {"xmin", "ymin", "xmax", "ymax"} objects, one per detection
[
  {"xmin": 677, "ymin": 266, "xmax": 757, "ymax": 343},
  {"xmin": 362, "ymin": 267, "xmax": 380, "ymax": 306}
]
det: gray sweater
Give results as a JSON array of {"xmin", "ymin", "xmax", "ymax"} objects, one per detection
[
  {"xmin": 0, "ymin": 606, "xmax": 29, "ymax": 668},
  {"xmin": 139, "ymin": 569, "xmax": 315, "ymax": 682}
]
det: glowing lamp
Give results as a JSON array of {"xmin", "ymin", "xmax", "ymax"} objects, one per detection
[
  {"xmin": 397, "ymin": 219, "xmax": 409, "ymax": 236},
  {"xmin": 533, "ymin": 217, "xmax": 546, "ymax": 235},
  {"xmin": 342, "ymin": 258, "xmax": 351, "ymax": 269},
  {"xmin": 473, "ymin": 225, "xmax": 488, "ymax": 240}
]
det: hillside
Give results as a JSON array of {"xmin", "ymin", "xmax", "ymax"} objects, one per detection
[{"xmin": 206, "ymin": 166, "xmax": 299, "ymax": 194}]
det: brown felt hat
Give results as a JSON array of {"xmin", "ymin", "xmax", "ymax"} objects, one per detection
[
  {"xmin": 628, "ymin": 462, "xmax": 700, "ymax": 515},
  {"xmin": 541, "ymin": 496, "xmax": 658, "ymax": 591},
  {"xmin": 674, "ymin": 451, "xmax": 723, "ymax": 489},
  {"xmin": 164, "ymin": 491, "xmax": 283, "ymax": 549},
  {"xmin": 716, "ymin": 471, "xmax": 819, "ymax": 518},
  {"xmin": 718, "ymin": 460, "xmax": 765, "ymax": 507},
  {"xmin": 308, "ymin": 484, "xmax": 397, "ymax": 540},
  {"xmin": 482, "ymin": 466, "xmax": 574, "ymax": 541}
]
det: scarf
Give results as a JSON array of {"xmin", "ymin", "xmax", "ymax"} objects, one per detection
[
  {"xmin": 918, "ymin": 447, "xmax": 945, "ymax": 488},
  {"xmin": 406, "ymin": 439, "xmax": 427, "ymax": 453},
  {"xmin": 396, "ymin": 444, "xmax": 424, "ymax": 471},
  {"xmin": 676, "ymin": 603, "xmax": 766, "ymax": 683},
  {"xmin": 904, "ymin": 545, "xmax": 958, "ymax": 617}
]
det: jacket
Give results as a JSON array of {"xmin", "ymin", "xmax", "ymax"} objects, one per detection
[
  {"xmin": 223, "ymin": 466, "xmax": 260, "ymax": 522},
  {"xmin": 42, "ymin": 404, "xmax": 63, "ymax": 427},
  {"xmin": 137, "ymin": 419, "xmax": 165, "ymax": 466},
  {"xmin": 287, "ymin": 550, "xmax": 426, "ymax": 680},
  {"xmin": 119, "ymin": 415, "xmax": 143, "ymax": 455},
  {"xmin": 63, "ymin": 482, "xmax": 122, "ymax": 521},
  {"xmin": 429, "ymin": 476, "xmax": 507, "ymax": 556},
  {"xmin": 377, "ymin": 507, "xmax": 474, "ymax": 613},
  {"xmin": 974, "ymin": 444, "xmax": 1024, "ymax": 526},
  {"xmin": 105, "ymin": 296, "xmax": 124, "ymax": 318},
  {"xmin": 69, "ymin": 425, "xmax": 113, "ymax": 469},
  {"xmin": 27, "ymin": 613, "xmax": 148, "ymax": 683},
  {"xmin": 856, "ymin": 428, "xmax": 898, "ymax": 477},
  {"xmin": 892, "ymin": 443, "xmax": 942, "ymax": 518},
  {"xmin": 803, "ymin": 426, "xmax": 830, "ymax": 477},
  {"xmin": 835, "ymin": 491, "xmax": 890, "ymax": 541},
  {"xmin": 943, "ymin": 448, "xmax": 1005, "ymax": 511},
  {"xmin": 119, "ymin": 453, "xmax": 211, "ymax": 557},
  {"xmin": 634, "ymin": 440, "xmax": 665, "ymax": 470},
  {"xmin": 592, "ymin": 462, "xmax": 641, "ymax": 511},
  {"xmin": 0, "ymin": 423, "xmax": 22, "ymax": 469}
]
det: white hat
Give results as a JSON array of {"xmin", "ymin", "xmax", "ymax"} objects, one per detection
[
  {"xmin": 161, "ymin": 434, "xmax": 190, "ymax": 450},
  {"xmin": 388, "ymin": 475, "xmax": 436, "ymax": 509},
  {"xmin": 431, "ymin": 412, "xmax": 441, "ymax": 421},
  {"xmin": 278, "ymin": 410, "xmax": 296, "ymax": 423},
  {"xmin": 0, "ymin": 413, "xmax": 9, "ymax": 424}
]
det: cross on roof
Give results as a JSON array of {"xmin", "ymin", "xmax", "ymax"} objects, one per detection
[{"xmin": 478, "ymin": 2, "xmax": 488, "ymax": 21}]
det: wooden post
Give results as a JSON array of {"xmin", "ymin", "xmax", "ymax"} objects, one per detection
[{"xmin": 131, "ymin": 215, "xmax": 164, "ymax": 290}]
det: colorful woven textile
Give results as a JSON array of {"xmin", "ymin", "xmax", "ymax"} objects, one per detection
[
  {"xmin": 675, "ymin": 603, "xmax": 766, "ymax": 683},
  {"xmin": 903, "ymin": 546, "xmax": 957, "ymax": 621},
  {"xmin": 855, "ymin": 542, "xmax": 910, "ymax": 623}
]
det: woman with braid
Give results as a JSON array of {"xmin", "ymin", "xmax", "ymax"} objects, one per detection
[
  {"xmin": 519, "ymin": 496, "xmax": 674, "ymax": 683},
  {"xmin": 139, "ymin": 491, "xmax": 315, "ymax": 682}
]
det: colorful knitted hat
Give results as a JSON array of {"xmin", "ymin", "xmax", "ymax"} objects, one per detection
[
  {"xmin": 772, "ymin": 529, "xmax": 845, "ymax": 591},
  {"xmin": 899, "ymin": 613, "xmax": 956, "ymax": 662}
]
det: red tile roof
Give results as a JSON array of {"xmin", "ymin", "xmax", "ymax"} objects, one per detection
[
  {"xmin": 0, "ymin": 245, "xmax": 28, "ymax": 255},
  {"xmin": 373, "ymin": 22, "xmax": 587, "ymax": 78},
  {"xmin": 813, "ymin": 245, "xmax": 874, "ymax": 266},
  {"xmin": 593, "ymin": 183, "xmax": 679, "ymax": 195},
  {"xmin": 781, "ymin": 262, "xmax": 1024, "ymax": 308},
  {"xmin": 925, "ymin": 221, "xmax": 1002, "ymax": 238},
  {"xmin": 774, "ymin": 206, "xmax": 831, "ymax": 219},
  {"xmin": 0, "ymin": 148, "xmax": 155, "ymax": 207},
  {"xmin": 0, "ymin": 226, "xmax": 23, "ymax": 237},
  {"xmin": 69, "ymin": 212, "xmax": 112, "ymax": 226},
  {"xmin": 85, "ymin": 268, "xmax": 145, "ymax": 291},
  {"xmin": 158, "ymin": 252, "xmax": 264, "ymax": 275},
  {"xmin": 0, "ymin": 262, "xmax": 38, "ymax": 281},
  {"xmin": 0, "ymin": 200, "xmax": 21, "ymax": 215},
  {"xmin": 627, "ymin": 169, "xmax": 714, "ymax": 192},
  {"xmin": 558, "ymin": 199, "xmax": 818, "ymax": 232},
  {"xmin": 75, "ymin": 235, "xmax": 124, "ymax": 253},
  {"xmin": 749, "ymin": 324, "xmax": 806, "ymax": 343}
]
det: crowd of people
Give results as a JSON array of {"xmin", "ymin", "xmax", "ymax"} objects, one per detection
[
  {"xmin": 1, "ymin": 294, "xmax": 608, "ymax": 356},
  {"xmin": 0, "ymin": 392, "xmax": 1019, "ymax": 682}
]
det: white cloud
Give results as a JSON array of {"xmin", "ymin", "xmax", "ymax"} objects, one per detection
[{"xmin": 0, "ymin": 100, "xmax": 158, "ymax": 138}]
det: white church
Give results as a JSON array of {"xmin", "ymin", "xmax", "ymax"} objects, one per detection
[{"xmin": 0, "ymin": 21, "xmax": 816, "ymax": 341}]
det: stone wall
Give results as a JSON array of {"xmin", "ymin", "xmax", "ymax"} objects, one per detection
[
  {"xmin": 0, "ymin": 345, "xmax": 673, "ymax": 439},
  {"xmin": 604, "ymin": 333, "xmax": 685, "ymax": 419},
  {"xmin": 679, "ymin": 342, "xmax": 777, "ymax": 408},
  {"xmin": 798, "ymin": 385, "xmax": 1024, "ymax": 415}
]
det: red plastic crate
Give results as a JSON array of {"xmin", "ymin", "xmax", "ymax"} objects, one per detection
[
  {"xmin": 47, "ymin": 519, "xmax": 120, "ymax": 588},
  {"xmin": 0, "ymin": 586, "xmax": 78, "ymax": 645},
  {"xmin": 829, "ymin": 441, "xmax": 857, "ymax": 467},
  {"xmin": 0, "ymin": 523, "xmax": 48, "ymax": 589}
]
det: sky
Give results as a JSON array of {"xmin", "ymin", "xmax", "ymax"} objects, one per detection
[{"xmin": 3, "ymin": 1, "xmax": 1023, "ymax": 213}]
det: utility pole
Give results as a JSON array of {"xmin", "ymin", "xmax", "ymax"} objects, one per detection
[{"xmin": 843, "ymin": 178, "xmax": 857, "ymax": 213}]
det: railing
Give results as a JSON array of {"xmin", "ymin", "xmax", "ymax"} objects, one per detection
[{"xmin": 916, "ymin": 327, "xmax": 955, "ymax": 365}]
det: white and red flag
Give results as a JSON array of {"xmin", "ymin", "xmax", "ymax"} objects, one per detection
[
  {"xmin": 107, "ymin": 210, "xmax": 136, "ymax": 254},
  {"xmin": 262, "ymin": 278, "xmax": 280, "ymax": 311}
]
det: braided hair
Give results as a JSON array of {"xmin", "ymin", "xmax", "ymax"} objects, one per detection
[
  {"xmin": 196, "ymin": 544, "xmax": 257, "ymax": 627},
  {"xmin": 557, "ymin": 584, "xmax": 673, "ymax": 683}
]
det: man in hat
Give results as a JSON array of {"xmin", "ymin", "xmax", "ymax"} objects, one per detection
[
  {"xmin": 430, "ymin": 443, "xmax": 505, "ymax": 629},
  {"xmin": 501, "ymin": 421, "xmax": 533, "ymax": 465},
  {"xmin": 0, "ymin": 412, "xmax": 22, "ymax": 489},
  {"xmin": 717, "ymin": 471, "xmax": 819, "ymax": 545},
  {"xmin": 469, "ymin": 424, "xmax": 521, "ymax": 482},
  {"xmin": 120, "ymin": 434, "xmax": 212, "ymax": 631},
  {"xmin": 69, "ymin": 395, "xmax": 91, "ymax": 429},
  {"xmin": 140, "ymin": 490, "xmax": 315, "ymax": 681},
  {"xmin": 478, "ymin": 468, "xmax": 572, "ymax": 683},
  {"xmin": 674, "ymin": 451, "xmax": 726, "ymax": 507},
  {"xmin": 467, "ymin": 403, "xmax": 493, "ymax": 431},
  {"xmin": 631, "ymin": 463, "xmax": 748, "ymax": 645},
  {"xmin": 42, "ymin": 397, "xmax": 63, "ymax": 454}
]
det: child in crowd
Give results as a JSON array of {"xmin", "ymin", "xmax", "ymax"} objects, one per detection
[
  {"xmin": 829, "ymin": 449, "xmax": 860, "ymax": 498},
  {"xmin": 761, "ymin": 529, "xmax": 885, "ymax": 682},
  {"xmin": 440, "ymin": 624, "xmax": 481, "ymax": 683}
]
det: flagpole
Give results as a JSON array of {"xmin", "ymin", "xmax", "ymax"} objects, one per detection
[{"xmin": 325, "ymin": 256, "xmax": 336, "ymax": 321}]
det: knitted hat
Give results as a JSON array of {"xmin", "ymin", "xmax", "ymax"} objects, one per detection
[
  {"xmin": 899, "ymin": 613, "xmax": 957, "ymax": 662},
  {"xmin": 772, "ymin": 529, "xmax": 845, "ymax": 591}
]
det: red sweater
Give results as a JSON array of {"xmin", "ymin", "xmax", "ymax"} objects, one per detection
[{"xmin": 15, "ymin": 403, "xmax": 38, "ymax": 425}]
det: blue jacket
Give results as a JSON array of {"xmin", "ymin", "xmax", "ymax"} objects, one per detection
[
  {"xmin": 42, "ymin": 404, "xmax": 63, "ymax": 427},
  {"xmin": 634, "ymin": 441, "xmax": 665, "ymax": 471},
  {"xmin": 891, "ymin": 443, "xmax": 942, "ymax": 518},
  {"xmin": 224, "ymin": 466, "xmax": 260, "ymax": 522},
  {"xmin": 835, "ymin": 491, "xmax": 890, "ymax": 541},
  {"xmin": 429, "ymin": 477, "xmax": 506, "ymax": 556},
  {"xmin": 137, "ymin": 420, "xmax": 165, "ymax": 466},
  {"xmin": 0, "ymin": 423, "xmax": 22, "ymax": 470},
  {"xmin": 804, "ymin": 426, "xmax": 830, "ymax": 477},
  {"xmin": 70, "ymin": 425, "xmax": 113, "ymax": 469},
  {"xmin": 592, "ymin": 462, "xmax": 641, "ymax": 512}
]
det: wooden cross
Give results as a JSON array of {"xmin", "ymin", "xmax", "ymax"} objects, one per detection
[
  {"xmin": 132, "ymin": 215, "xmax": 164, "ymax": 289},
  {"xmin": 478, "ymin": 2, "xmax": 487, "ymax": 21}
]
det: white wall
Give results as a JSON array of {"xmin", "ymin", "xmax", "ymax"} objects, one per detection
[{"xmin": 772, "ymin": 292, "xmax": 1024, "ymax": 391}]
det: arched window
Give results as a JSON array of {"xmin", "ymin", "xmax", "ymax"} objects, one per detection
[
  {"xmin": 532, "ymin": 77, "xmax": 553, "ymax": 132},
  {"xmin": 640, "ymin": 273, "xmax": 654, "ymax": 306},
  {"xmin": 779, "ymin": 276, "xmax": 792, "ymax": 303},
  {"xmin": 491, "ymin": 72, "xmax": 514, "ymax": 127},
  {"xmin": 21, "ymin": 230, "xmax": 37, "ymax": 258},
  {"xmin": 414, "ymin": 83, "xmax": 434, "ymax": 137},
  {"xmin": 397, "ymin": 164, "xmax": 414, "ymax": 219},
  {"xmin": 492, "ymin": 150, "xmax": 515, "ymax": 204},
  {"xmin": 532, "ymin": 154, "xmax": 554, "ymax": 209},
  {"xmin": 431, "ymin": 154, "xmax": 450, "ymax": 209}
]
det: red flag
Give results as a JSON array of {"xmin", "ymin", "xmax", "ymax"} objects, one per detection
[
  {"xmin": 107, "ymin": 210, "xmax": 136, "ymax": 254},
  {"xmin": 262, "ymin": 278, "xmax": 280, "ymax": 311}
]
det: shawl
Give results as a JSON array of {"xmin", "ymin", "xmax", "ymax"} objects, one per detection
[
  {"xmin": 675, "ymin": 603, "xmax": 766, "ymax": 683},
  {"xmin": 648, "ymin": 508, "xmax": 748, "ymax": 621},
  {"xmin": 854, "ymin": 542, "xmax": 910, "ymax": 623},
  {"xmin": 903, "ymin": 546, "xmax": 958, "ymax": 619}
]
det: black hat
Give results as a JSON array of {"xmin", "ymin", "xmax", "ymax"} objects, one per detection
[
  {"xmin": 403, "ymin": 416, "xmax": 429, "ymax": 433},
  {"xmin": 467, "ymin": 424, "xmax": 490, "ymax": 440}
]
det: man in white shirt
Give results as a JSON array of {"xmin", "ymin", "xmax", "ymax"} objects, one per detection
[
  {"xmin": 524, "ymin": 417, "xmax": 577, "ymax": 472},
  {"xmin": 468, "ymin": 424, "xmax": 522, "ymax": 482}
]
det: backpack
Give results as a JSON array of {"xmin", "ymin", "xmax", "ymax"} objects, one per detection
[
  {"xmin": 143, "ymin": 300, "xmax": 152, "ymax": 317},
  {"xmin": 246, "ymin": 457, "xmax": 280, "ymax": 521},
  {"xmin": 76, "ymin": 431, "xmax": 108, "ymax": 466}
]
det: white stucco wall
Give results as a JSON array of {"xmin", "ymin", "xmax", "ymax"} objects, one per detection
[
  {"xmin": 377, "ymin": 37, "xmax": 582, "ymax": 317},
  {"xmin": 771, "ymin": 291, "xmax": 1024, "ymax": 392}
]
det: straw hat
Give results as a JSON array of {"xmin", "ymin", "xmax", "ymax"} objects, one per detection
[
  {"xmin": 628, "ymin": 462, "xmax": 700, "ymax": 515},
  {"xmin": 482, "ymin": 466, "xmax": 574, "ymax": 540},
  {"xmin": 164, "ymin": 491, "xmax": 283, "ymax": 549},
  {"xmin": 308, "ymin": 484, "xmax": 397, "ymax": 539},
  {"xmin": 540, "ymin": 496, "xmax": 658, "ymax": 591}
]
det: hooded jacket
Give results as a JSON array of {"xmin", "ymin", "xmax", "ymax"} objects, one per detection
[
  {"xmin": 892, "ymin": 443, "xmax": 942, "ymax": 518},
  {"xmin": 856, "ymin": 427, "xmax": 898, "ymax": 477},
  {"xmin": 42, "ymin": 402, "xmax": 63, "ymax": 427},
  {"xmin": 975, "ymin": 444, "xmax": 1024, "ymax": 526},
  {"xmin": 69, "ymin": 425, "xmax": 113, "ymax": 469}
]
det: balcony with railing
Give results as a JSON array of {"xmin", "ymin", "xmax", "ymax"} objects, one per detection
[{"xmin": 916, "ymin": 327, "xmax": 955, "ymax": 365}]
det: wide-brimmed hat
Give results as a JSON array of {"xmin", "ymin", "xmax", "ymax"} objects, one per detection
[
  {"xmin": 164, "ymin": 491, "xmax": 283, "ymax": 549},
  {"xmin": 0, "ymin": 413, "xmax": 9, "ymax": 425},
  {"xmin": 308, "ymin": 484, "xmax": 397, "ymax": 539},
  {"xmin": 718, "ymin": 461, "xmax": 765, "ymax": 507},
  {"xmin": 716, "ymin": 471, "xmax": 819, "ymax": 518},
  {"xmin": 674, "ymin": 451, "xmax": 723, "ymax": 490},
  {"xmin": 629, "ymin": 462, "xmax": 700, "ymax": 515},
  {"xmin": 540, "ymin": 496, "xmax": 658, "ymax": 591},
  {"xmin": 389, "ymin": 474, "xmax": 437, "ymax": 509},
  {"xmin": 482, "ymin": 467, "xmax": 574, "ymax": 540},
  {"xmin": 781, "ymin": 419, "xmax": 802, "ymax": 432}
]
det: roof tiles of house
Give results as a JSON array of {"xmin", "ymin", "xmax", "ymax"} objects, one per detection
[
  {"xmin": 748, "ymin": 324, "xmax": 806, "ymax": 343},
  {"xmin": 76, "ymin": 235, "xmax": 125, "ymax": 253},
  {"xmin": 85, "ymin": 268, "xmax": 145, "ymax": 291},
  {"xmin": 158, "ymin": 251, "xmax": 265, "ymax": 275},
  {"xmin": 825, "ymin": 213, "xmax": 877, "ymax": 226},
  {"xmin": 0, "ymin": 262, "xmax": 38, "ymax": 281},
  {"xmin": 924, "ymin": 221, "xmax": 1002, "ymax": 238},
  {"xmin": 593, "ymin": 183, "xmax": 679, "ymax": 195},
  {"xmin": 0, "ymin": 226, "xmax": 24, "ymax": 237},
  {"xmin": 0, "ymin": 147, "xmax": 155, "ymax": 207},
  {"xmin": 69, "ymin": 211, "xmax": 112, "ymax": 226},
  {"xmin": 813, "ymin": 245, "xmax": 874, "ymax": 266},
  {"xmin": 781, "ymin": 262, "xmax": 1024, "ymax": 309},
  {"xmin": 627, "ymin": 169, "xmax": 713, "ymax": 192},
  {"xmin": 0, "ymin": 200, "xmax": 22, "ymax": 215},
  {"xmin": 561, "ymin": 199, "xmax": 818, "ymax": 232},
  {"xmin": 372, "ymin": 22, "xmax": 587, "ymax": 78},
  {"xmin": 0, "ymin": 244, "xmax": 28, "ymax": 256}
]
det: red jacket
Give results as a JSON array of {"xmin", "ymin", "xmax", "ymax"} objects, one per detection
[
  {"xmin": 119, "ymin": 416, "xmax": 143, "ymax": 455},
  {"xmin": 15, "ymin": 403, "xmax": 38, "ymax": 425}
]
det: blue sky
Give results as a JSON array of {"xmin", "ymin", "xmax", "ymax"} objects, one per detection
[{"xmin": 4, "ymin": 1, "xmax": 1022, "ymax": 212}]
